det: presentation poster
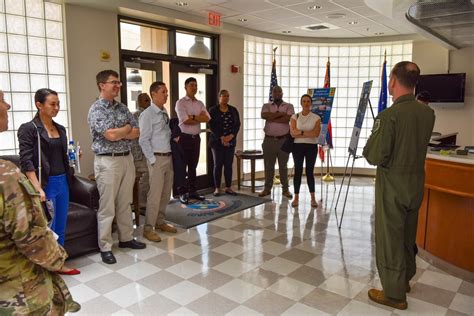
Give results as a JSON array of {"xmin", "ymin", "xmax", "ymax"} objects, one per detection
[
  {"xmin": 348, "ymin": 80, "xmax": 373, "ymax": 155},
  {"xmin": 307, "ymin": 87, "xmax": 336, "ymax": 145}
]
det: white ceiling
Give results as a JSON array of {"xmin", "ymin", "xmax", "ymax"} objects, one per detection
[{"xmin": 138, "ymin": 0, "xmax": 416, "ymax": 38}]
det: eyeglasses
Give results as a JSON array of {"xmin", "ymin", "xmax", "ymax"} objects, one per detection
[{"xmin": 104, "ymin": 80, "xmax": 122, "ymax": 86}]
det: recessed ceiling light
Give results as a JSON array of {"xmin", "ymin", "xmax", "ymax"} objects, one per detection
[
  {"xmin": 238, "ymin": 18, "xmax": 247, "ymax": 22},
  {"xmin": 308, "ymin": 5, "xmax": 321, "ymax": 10},
  {"xmin": 282, "ymin": 30, "xmax": 292, "ymax": 34},
  {"xmin": 374, "ymin": 32, "xmax": 384, "ymax": 35},
  {"xmin": 326, "ymin": 13, "xmax": 346, "ymax": 19},
  {"xmin": 175, "ymin": 2, "xmax": 187, "ymax": 6},
  {"xmin": 348, "ymin": 21, "xmax": 358, "ymax": 25}
]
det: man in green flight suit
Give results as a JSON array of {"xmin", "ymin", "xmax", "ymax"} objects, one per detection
[
  {"xmin": 363, "ymin": 62, "xmax": 435, "ymax": 310},
  {"xmin": 0, "ymin": 89, "xmax": 80, "ymax": 315}
]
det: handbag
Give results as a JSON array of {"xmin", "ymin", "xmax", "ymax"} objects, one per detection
[
  {"xmin": 281, "ymin": 114, "xmax": 299, "ymax": 153},
  {"xmin": 31, "ymin": 122, "xmax": 55, "ymax": 225}
]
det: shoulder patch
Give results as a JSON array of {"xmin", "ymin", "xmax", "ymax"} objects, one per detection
[{"xmin": 372, "ymin": 119, "xmax": 381, "ymax": 133}]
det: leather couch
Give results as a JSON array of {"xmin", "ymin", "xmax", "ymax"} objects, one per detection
[{"xmin": 1, "ymin": 155, "xmax": 99, "ymax": 258}]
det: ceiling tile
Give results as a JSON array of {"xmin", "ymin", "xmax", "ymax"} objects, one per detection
[
  {"xmin": 204, "ymin": 5, "xmax": 240, "ymax": 17},
  {"xmin": 251, "ymin": 8, "xmax": 304, "ymax": 20},
  {"xmin": 278, "ymin": 16, "xmax": 322, "ymax": 27},
  {"xmin": 349, "ymin": 5, "xmax": 381, "ymax": 17},
  {"xmin": 267, "ymin": 0, "xmax": 311, "ymax": 6},
  {"xmin": 350, "ymin": 24, "xmax": 398, "ymax": 36},
  {"xmin": 219, "ymin": 0, "xmax": 278, "ymax": 13},
  {"xmin": 331, "ymin": 0, "xmax": 367, "ymax": 9},
  {"xmin": 286, "ymin": 1, "xmax": 342, "ymax": 15}
]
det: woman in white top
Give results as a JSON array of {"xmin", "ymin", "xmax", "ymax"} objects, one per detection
[{"xmin": 289, "ymin": 94, "xmax": 321, "ymax": 208}]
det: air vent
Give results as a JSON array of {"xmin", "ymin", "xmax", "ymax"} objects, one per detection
[{"xmin": 306, "ymin": 25, "xmax": 330, "ymax": 31}]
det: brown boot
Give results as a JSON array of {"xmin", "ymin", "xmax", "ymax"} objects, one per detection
[
  {"xmin": 143, "ymin": 227, "xmax": 161, "ymax": 242},
  {"xmin": 368, "ymin": 289, "xmax": 407, "ymax": 310},
  {"xmin": 155, "ymin": 223, "xmax": 177, "ymax": 233},
  {"xmin": 258, "ymin": 190, "xmax": 271, "ymax": 197},
  {"xmin": 282, "ymin": 190, "xmax": 293, "ymax": 199}
]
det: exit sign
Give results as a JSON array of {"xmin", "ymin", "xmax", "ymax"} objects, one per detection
[{"xmin": 208, "ymin": 12, "xmax": 221, "ymax": 27}]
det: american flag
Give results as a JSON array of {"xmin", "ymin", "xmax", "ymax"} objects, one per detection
[
  {"xmin": 378, "ymin": 52, "xmax": 388, "ymax": 113},
  {"xmin": 268, "ymin": 58, "xmax": 278, "ymax": 101}
]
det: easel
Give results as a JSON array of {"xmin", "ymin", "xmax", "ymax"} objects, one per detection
[
  {"xmin": 334, "ymin": 99, "xmax": 375, "ymax": 229},
  {"xmin": 319, "ymin": 145, "xmax": 337, "ymax": 206}
]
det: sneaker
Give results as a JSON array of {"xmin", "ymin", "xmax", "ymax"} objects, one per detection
[
  {"xmin": 118, "ymin": 239, "xmax": 147, "ymax": 249},
  {"xmin": 179, "ymin": 194, "xmax": 189, "ymax": 204},
  {"xmin": 368, "ymin": 289, "xmax": 407, "ymax": 310},
  {"xmin": 143, "ymin": 228, "xmax": 161, "ymax": 242},
  {"xmin": 282, "ymin": 191, "xmax": 293, "ymax": 199},
  {"xmin": 155, "ymin": 223, "xmax": 177, "ymax": 233},
  {"xmin": 258, "ymin": 190, "xmax": 271, "ymax": 197}
]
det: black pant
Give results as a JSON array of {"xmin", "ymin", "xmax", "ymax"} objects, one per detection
[
  {"xmin": 171, "ymin": 140, "xmax": 186, "ymax": 197},
  {"xmin": 179, "ymin": 134, "xmax": 201, "ymax": 194},
  {"xmin": 211, "ymin": 145, "xmax": 235, "ymax": 188},
  {"xmin": 292, "ymin": 143, "xmax": 318, "ymax": 194}
]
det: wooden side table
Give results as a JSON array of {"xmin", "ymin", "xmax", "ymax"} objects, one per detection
[{"xmin": 235, "ymin": 150, "xmax": 264, "ymax": 193}]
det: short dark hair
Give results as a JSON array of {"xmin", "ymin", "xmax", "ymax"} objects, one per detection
[
  {"xmin": 416, "ymin": 90, "xmax": 431, "ymax": 103},
  {"xmin": 219, "ymin": 89, "xmax": 229, "ymax": 97},
  {"xmin": 185, "ymin": 77, "xmax": 197, "ymax": 87},
  {"xmin": 272, "ymin": 85, "xmax": 282, "ymax": 92},
  {"xmin": 35, "ymin": 88, "xmax": 58, "ymax": 104},
  {"xmin": 300, "ymin": 94, "xmax": 312, "ymax": 103},
  {"xmin": 391, "ymin": 61, "xmax": 420, "ymax": 89},
  {"xmin": 149, "ymin": 81, "xmax": 166, "ymax": 95},
  {"xmin": 96, "ymin": 70, "xmax": 119, "ymax": 91}
]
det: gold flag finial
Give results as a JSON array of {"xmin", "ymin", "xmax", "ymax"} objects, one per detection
[
  {"xmin": 273, "ymin": 47, "xmax": 278, "ymax": 60},
  {"xmin": 384, "ymin": 49, "xmax": 387, "ymax": 61}
]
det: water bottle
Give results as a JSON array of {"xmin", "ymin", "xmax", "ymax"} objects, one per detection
[{"xmin": 68, "ymin": 140, "xmax": 76, "ymax": 168}]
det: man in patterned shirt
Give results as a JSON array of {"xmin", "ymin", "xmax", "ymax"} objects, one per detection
[{"xmin": 88, "ymin": 70, "xmax": 146, "ymax": 265}]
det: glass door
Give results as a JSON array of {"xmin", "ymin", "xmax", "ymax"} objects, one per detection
[
  {"xmin": 170, "ymin": 63, "xmax": 218, "ymax": 190},
  {"xmin": 120, "ymin": 57, "xmax": 171, "ymax": 114}
]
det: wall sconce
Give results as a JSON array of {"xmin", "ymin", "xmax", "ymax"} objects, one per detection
[{"xmin": 231, "ymin": 65, "xmax": 240, "ymax": 73}]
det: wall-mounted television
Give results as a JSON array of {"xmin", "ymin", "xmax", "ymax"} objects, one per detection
[{"xmin": 415, "ymin": 73, "xmax": 466, "ymax": 108}]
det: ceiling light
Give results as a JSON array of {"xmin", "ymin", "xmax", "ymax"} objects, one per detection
[
  {"xmin": 326, "ymin": 13, "xmax": 346, "ymax": 19},
  {"xmin": 374, "ymin": 32, "xmax": 384, "ymax": 35},
  {"xmin": 348, "ymin": 21, "xmax": 358, "ymax": 25},
  {"xmin": 175, "ymin": 2, "xmax": 187, "ymax": 6},
  {"xmin": 282, "ymin": 30, "xmax": 292, "ymax": 33},
  {"xmin": 238, "ymin": 18, "xmax": 247, "ymax": 22},
  {"xmin": 308, "ymin": 5, "xmax": 321, "ymax": 10}
]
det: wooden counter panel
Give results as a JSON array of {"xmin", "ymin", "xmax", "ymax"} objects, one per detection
[
  {"xmin": 416, "ymin": 188, "xmax": 429, "ymax": 248},
  {"xmin": 425, "ymin": 158, "xmax": 474, "ymax": 198},
  {"xmin": 425, "ymin": 190, "xmax": 474, "ymax": 272}
]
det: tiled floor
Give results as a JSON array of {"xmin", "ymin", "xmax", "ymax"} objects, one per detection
[{"xmin": 65, "ymin": 177, "xmax": 474, "ymax": 315}]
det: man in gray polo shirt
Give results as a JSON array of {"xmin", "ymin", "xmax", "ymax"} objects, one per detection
[
  {"xmin": 258, "ymin": 86, "xmax": 294, "ymax": 198},
  {"xmin": 88, "ymin": 70, "xmax": 146, "ymax": 265}
]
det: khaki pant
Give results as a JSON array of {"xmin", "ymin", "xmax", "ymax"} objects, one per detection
[
  {"xmin": 94, "ymin": 155, "xmax": 135, "ymax": 252},
  {"xmin": 146, "ymin": 156, "xmax": 173, "ymax": 227},
  {"xmin": 134, "ymin": 158, "xmax": 149, "ymax": 208},
  {"xmin": 262, "ymin": 136, "xmax": 290, "ymax": 191}
]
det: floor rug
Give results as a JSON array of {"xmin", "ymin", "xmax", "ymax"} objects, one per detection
[{"xmin": 165, "ymin": 193, "xmax": 271, "ymax": 229}]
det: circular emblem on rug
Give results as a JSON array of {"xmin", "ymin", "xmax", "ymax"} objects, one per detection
[{"xmin": 181, "ymin": 199, "xmax": 226, "ymax": 211}]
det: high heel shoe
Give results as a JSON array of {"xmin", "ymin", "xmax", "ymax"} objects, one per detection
[
  {"xmin": 58, "ymin": 268, "xmax": 81, "ymax": 275},
  {"xmin": 311, "ymin": 200, "xmax": 318, "ymax": 208},
  {"xmin": 291, "ymin": 200, "xmax": 298, "ymax": 207}
]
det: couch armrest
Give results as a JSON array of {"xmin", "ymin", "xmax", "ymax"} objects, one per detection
[{"xmin": 69, "ymin": 175, "xmax": 99, "ymax": 210}]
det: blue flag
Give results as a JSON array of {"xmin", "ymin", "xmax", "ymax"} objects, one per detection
[
  {"xmin": 268, "ymin": 59, "xmax": 278, "ymax": 102},
  {"xmin": 378, "ymin": 59, "xmax": 387, "ymax": 113}
]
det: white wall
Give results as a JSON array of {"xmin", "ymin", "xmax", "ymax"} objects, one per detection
[
  {"xmin": 219, "ymin": 34, "xmax": 244, "ymax": 180},
  {"xmin": 65, "ymin": 4, "xmax": 120, "ymax": 177},
  {"xmin": 412, "ymin": 41, "xmax": 474, "ymax": 146}
]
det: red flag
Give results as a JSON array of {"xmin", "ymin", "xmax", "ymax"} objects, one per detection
[{"xmin": 319, "ymin": 59, "xmax": 331, "ymax": 162}]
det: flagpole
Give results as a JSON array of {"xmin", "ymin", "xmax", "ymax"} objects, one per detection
[
  {"xmin": 271, "ymin": 47, "xmax": 282, "ymax": 186},
  {"xmin": 322, "ymin": 57, "xmax": 334, "ymax": 182}
]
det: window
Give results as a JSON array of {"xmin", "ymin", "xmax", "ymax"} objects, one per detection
[
  {"xmin": 0, "ymin": 0, "xmax": 68, "ymax": 155},
  {"xmin": 176, "ymin": 32, "xmax": 212, "ymax": 59},
  {"xmin": 244, "ymin": 38, "xmax": 412, "ymax": 172},
  {"xmin": 120, "ymin": 21, "xmax": 168, "ymax": 55}
]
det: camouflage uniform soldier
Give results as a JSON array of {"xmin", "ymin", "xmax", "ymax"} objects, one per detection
[
  {"xmin": 0, "ymin": 90, "xmax": 80, "ymax": 315},
  {"xmin": 363, "ymin": 62, "xmax": 435, "ymax": 310}
]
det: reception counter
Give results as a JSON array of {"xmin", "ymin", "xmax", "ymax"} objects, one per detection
[{"xmin": 416, "ymin": 150, "xmax": 474, "ymax": 277}]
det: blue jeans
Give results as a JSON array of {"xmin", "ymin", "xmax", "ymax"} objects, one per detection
[{"xmin": 44, "ymin": 174, "xmax": 69, "ymax": 246}]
